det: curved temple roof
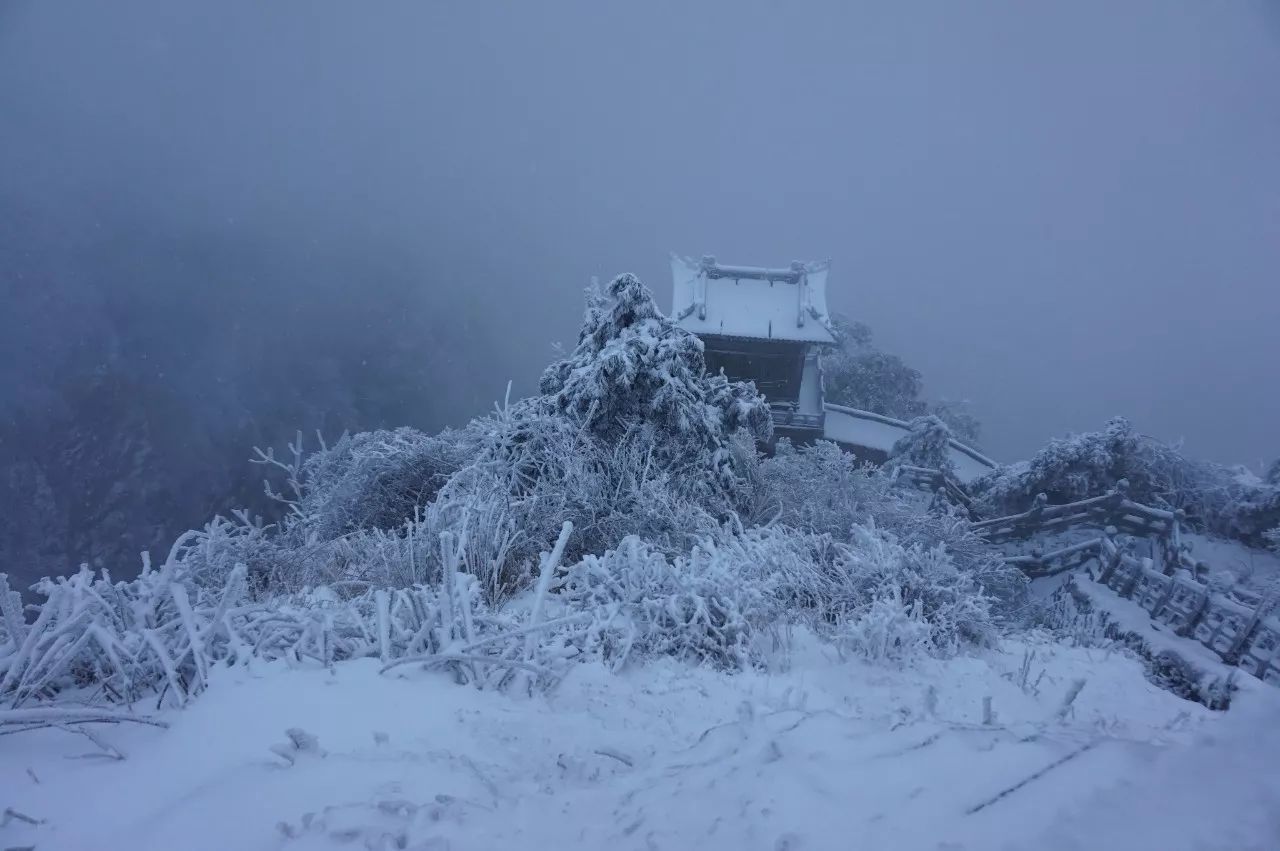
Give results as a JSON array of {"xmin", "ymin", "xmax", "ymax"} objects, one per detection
[{"xmin": 671, "ymin": 254, "xmax": 835, "ymax": 345}]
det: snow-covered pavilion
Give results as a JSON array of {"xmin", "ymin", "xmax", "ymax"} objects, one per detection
[{"xmin": 670, "ymin": 254, "xmax": 995, "ymax": 482}]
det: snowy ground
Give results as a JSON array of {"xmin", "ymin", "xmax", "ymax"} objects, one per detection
[
  {"xmin": 1183, "ymin": 532, "xmax": 1280, "ymax": 592},
  {"xmin": 4, "ymin": 632, "xmax": 1279, "ymax": 851}
]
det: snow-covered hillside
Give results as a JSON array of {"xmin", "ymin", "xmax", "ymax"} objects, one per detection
[
  {"xmin": 6, "ymin": 631, "xmax": 1279, "ymax": 851},
  {"xmin": 4, "ymin": 274, "xmax": 1279, "ymax": 851}
]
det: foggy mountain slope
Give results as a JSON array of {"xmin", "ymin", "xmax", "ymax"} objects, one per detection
[{"xmin": 0, "ymin": 200, "xmax": 508, "ymax": 588}]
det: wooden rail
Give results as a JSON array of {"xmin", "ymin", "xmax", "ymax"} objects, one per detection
[
  {"xmin": 890, "ymin": 465, "xmax": 977, "ymax": 519},
  {"xmin": 882, "ymin": 467, "xmax": 1280, "ymax": 686},
  {"xmin": 1088, "ymin": 530, "xmax": 1280, "ymax": 685},
  {"xmin": 959, "ymin": 481, "xmax": 1280, "ymax": 687}
]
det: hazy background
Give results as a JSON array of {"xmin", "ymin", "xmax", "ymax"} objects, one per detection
[{"xmin": 3, "ymin": 1, "xmax": 1278, "ymax": 580}]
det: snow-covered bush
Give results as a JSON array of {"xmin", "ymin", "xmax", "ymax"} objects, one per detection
[
  {"xmin": 837, "ymin": 591, "xmax": 935, "ymax": 664},
  {"xmin": 559, "ymin": 515, "xmax": 1001, "ymax": 669},
  {"xmin": 559, "ymin": 535, "xmax": 779, "ymax": 670},
  {"xmin": 836, "ymin": 524, "xmax": 1001, "ymax": 654},
  {"xmin": 0, "ymin": 526, "xmax": 586, "ymax": 710},
  {"xmin": 884, "ymin": 510, "xmax": 1028, "ymax": 618},
  {"xmin": 970, "ymin": 417, "xmax": 1155, "ymax": 515},
  {"xmin": 441, "ymin": 403, "xmax": 730, "ymax": 586},
  {"xmin": 754, "ymin": 438, "xmax": 890, "ymax": 535},
  {"xmin": 969, "ymin": 417, "xmax": 1280, "ymax": 547},
  {"xmin": 887, "ymin": 415, "xmax": 957, "ymax": 476},
  {"xmin": 688, "ymin": 522, "xmax": 1004, "ymax": 659},
  {"xmin": 0, "ymin": 562, "xmax": 251, "ymax": 708},
  {"xmin": 1027, "ymin": 584, "xmax": 1115, "ymax": 650},
  {"xmin": 538, "ymin": 273, "xmax": 770, "ymax": 498},
  {"xmin": 292, "ymin": 427, "xmax": 474, "ymax": 541},
  {"xmin": 168, "ymin": 514, "xmax": 306, "ymax": 595},
  {"xmin": 757, "ymin": 440, "xmax": 1025, "ymax": 619},
  {"xmin": 1203, "ymin": 484, "xmax": 1280, "ymax": 548}
]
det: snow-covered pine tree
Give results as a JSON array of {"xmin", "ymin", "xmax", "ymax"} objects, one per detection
[
  {"xmin": 888, "ymin": 415, "xmax": 957, "ymax": 476},
  {"xmin": 538, "ymin": 273, "xmax": 771, "ymax": 490}
]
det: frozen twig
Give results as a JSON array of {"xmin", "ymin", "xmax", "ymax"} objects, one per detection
[
  {"xmin": 2, "ymin": 806, "xmax": 45, "ymax": 826},
  {"xmin": 593, "ymin": 747, "xmax": 635, "ymax": 767},
  {"xmin": 0, "ymin": 707, "xmax": 169, "ymax": 729},
  {"xmin": 58, "ymin": 723, "xmax": 126, "ymax": 760}
]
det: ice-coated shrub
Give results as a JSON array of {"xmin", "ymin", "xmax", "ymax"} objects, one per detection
[
  {"xmin": 969, "ymin": 417, "xmax": 1280, "ymax": 546},
  {"xmin": 447, "ymin": 395, "xmax": 734, "ymax": 580},
  {"xmin": 1026, "ymin": 583, "xmax": 1115, "ymax": 650},
  {"xmin": 1195, "ymin": 478, "xmax": 1280, "ymax": 548},
  {"xmin": 559, "ymin": 535, "xmax": 779, "ymax": 670},
  {"xmin": 837, "ymin": 524, "xmax": 1001, "ymax": 654},
  {"xmin": 888, "ymin": 415, "xmax": 956, "ymax": 476},
  {"xmin": 166, "ymin": 514, "xmax": 305, "ymax": 595},
  {"xmin": 670, "ymin": 521, "xmax": 1005, "ymax": 659},
  {"xmin": 970, "ymin": 417, "xmax": 1155, "ymax": 515},
  {"xmin": 837, "ymin": 591, "xmax": 935, "ymax": 664},
  {"xmin": 0, "ymin": 526, "xmax": 588, "ymax": 710},
  {"xmin": 881, "ymin": 510, "xmax": 1027, "ymax": 618},
  {"xmin": 756, "ymin": 440, "xmax": 1025, "ymax": 619},
  {"xmin": 296, "ymin": 426, "xmax": 474, "ymax": 540},
  {"xmin": 754, "ymin": 438, "xmax": 889, "ymax": 534},
  {"xmin": 538, "ymin": 273, "xmax": 770, "ymax": 496}
]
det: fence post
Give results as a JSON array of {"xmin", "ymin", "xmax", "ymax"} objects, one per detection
[
  {"xmin": 1097, "ymin": 526, "xmax": 1121, "ymax": 585},
  {"xmin": 1027, "ymin": 493, "xmax": 1047, "ymax": 528},
  {"xmin": 1151, "ymin": 535, "xmax": 1166, "ymax": 576}
]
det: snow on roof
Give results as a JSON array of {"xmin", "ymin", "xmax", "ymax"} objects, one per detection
[{"xmin": 670, "ymin": 254, "xmax": 836, "ymax": 345}]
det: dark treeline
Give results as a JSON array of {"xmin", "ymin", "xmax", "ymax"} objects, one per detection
[{"xmin": 1, "ymin": 197, "xmax": 501, "ymax": 589}]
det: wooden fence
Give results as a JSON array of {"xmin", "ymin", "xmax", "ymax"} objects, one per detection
[
  {"xmin": 888, "ymin": 471, "xmax": 1280, "ymax": 686},
  {"xmin": 889, "ymin": 465, "xmax": 977, "ymax": 519},
  {"xmin": 1089, "ymin": 532, "xmax": 1280, "ymax": 685}
]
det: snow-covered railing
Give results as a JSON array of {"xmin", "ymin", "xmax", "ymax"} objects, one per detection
[
  {"xmin": 890, "ymin": 465, "xmax": 976, "ymax": 516},
  {"xmin": 972, "ymin": 481, "xmax": 1207, "ymax": 587},
  {"xmin": 971, "ymin": 480, "xmax": 1184, "ymax": 565},
  {"xmin": 770, "ymin": 407, "xmax": 823, "ymax": 432},
  {"xmin": 975, "ymin": 497, "xmax": 1280, "ymax": 686},
  {"xmin": 1002, "ymin": 537, "xmax": 1106, "ymax": 579},
  {"xmin": 887, "ymin": 465, "xmax": 980, "ymax": 522},
  {"xmin": 1086, "ymin": 530, "xmax": 1280, "ymax": 685}
]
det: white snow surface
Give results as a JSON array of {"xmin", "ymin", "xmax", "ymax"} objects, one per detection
[
  {"xmin": 1182, "ymin": 532, "xmax": 1280, "ymax": 592},
  {"xmin": 6, "ymin": 631, "xmax": 1280, "ymax": 851}
]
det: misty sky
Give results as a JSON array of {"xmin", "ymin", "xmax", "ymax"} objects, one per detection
[{"xmin": 4, "ymin": 0, "xmax": 1278, "ymax": 466}]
